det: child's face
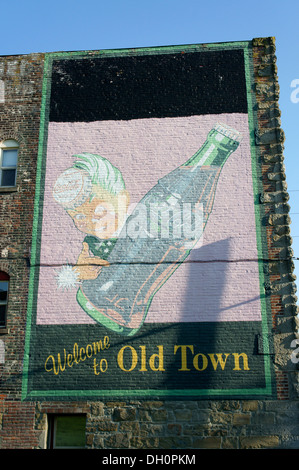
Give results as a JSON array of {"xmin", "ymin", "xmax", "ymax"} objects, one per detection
[{"xmin": 67, "ymin": 188, "xmax": 129, "ymax": 239}]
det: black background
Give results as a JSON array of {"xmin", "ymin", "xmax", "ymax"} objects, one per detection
[{"xmin": 49, "ymin": 49, "xmax": 248, "ymax": 122}]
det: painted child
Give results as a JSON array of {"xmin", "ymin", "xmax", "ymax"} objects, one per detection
[{"xmin": 53, "ymin": 153, "xmax": 130, "ymax": 287}]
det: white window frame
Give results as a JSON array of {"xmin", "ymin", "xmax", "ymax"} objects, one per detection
[{"xmin": 0, "ymin": 139, "xmax": 18, "ymax": 188}]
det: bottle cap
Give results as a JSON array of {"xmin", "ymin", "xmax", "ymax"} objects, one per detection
[
  {"xmin": 53, "ymin": 167, "xmax": 92, "ymax": 210},
  {"xmin": 214, "ymin": 123, "xmax": 242, "ymax": 143}
]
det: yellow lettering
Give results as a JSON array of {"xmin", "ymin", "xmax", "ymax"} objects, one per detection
[
  {"xmin": 67, "ymin": 353, "xmax": 73, "ymax": 367},
  {"xmin": 45, "ymin": 355, "xmax": 54, "ymax": 373},
  {"xmin": 100, "ymin": 358, "xmax": 108, "ymax": 373},
  {"xmin": 93, "ymin": 357, "xmax": 100, "ymax": 375},
  {"xmin": 193, "ymin": 353, "xmax": 208, "ymax": 371},
  {"xmin": 86, "ymin": 344, "xmax": 93, "ymax": 358},
  {"xmin": 149, "ymin": 346, "xmax": 165, "ymax": 371},
  {"xmin": 58, "ymin": 350, "xmax": 66, "ymax": 373},
  {"xmin": 139, "ymin": 345, "xmax": 147, "ymax": 371},
  {"xmin": 208, "ymin": 353, "xmax": 230, "ymax": 370},
  {"xmin": 93, "ymin": 336, "xmax": 110, "ymax": 355},
  {"xmin": 93, "ymin": 358, "xmax": 108, "ymax": 375},
  {"xmin": 173, "ymin": 346, "xmax": 250, "ymax": 372},
  {"xmin": 117, "ymin": 345, "xmax": 138, "ymax": 372},
  {"xmin": 73, "ymin": 343, "xmax": 79, "ymax": 364},
  {"xmin": 174, "ymin": 345, "xmax": 194, "ymax": 371},
  {"xmin": 79, "ymin": 347, "xmax": 86, "ymax": 362},
  {"xmin": 44, "ymin": 351, "xmax": 66, "ymax": 375},
  {"xmin": 44, "ymin": 336, "xmax": 110, "ymax": 376},
  {"xmin": 232, "ymin": 352, "xmax": 250, "ymax": 370},
  {"xmin": 104, "ymin": 336, "xmax": 110, "ymax": 349}
]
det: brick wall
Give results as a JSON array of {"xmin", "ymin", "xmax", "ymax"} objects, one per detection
[
  {"xmin": 0, "ymin": 38, "xmax": 298, "ymax": 450},
  {"xmin": 0, "ymin": 53, "xmax": 45, "ymax": 447}
]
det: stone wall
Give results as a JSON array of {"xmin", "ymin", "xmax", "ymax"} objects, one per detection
[
  {"xmin": 37, "ymin": 399, "xmax": 299, "ymax": 450},
  {"xmin": 252, "ymin": 37, "xmax": 299, "ymax": 401}
]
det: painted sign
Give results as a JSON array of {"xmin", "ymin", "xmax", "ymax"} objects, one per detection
[{"xmin": 22, "ymin": 43, "xmax": 276, "ymax": 399}]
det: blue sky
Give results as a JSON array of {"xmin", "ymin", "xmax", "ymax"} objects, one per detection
[{"xmin": 2, "ymin": 0, "xmax": 299, "ymax": 286}]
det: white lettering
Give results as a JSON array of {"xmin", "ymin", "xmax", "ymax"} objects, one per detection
[{"xmin": 291, "ymin": 339, "xmax": 299, "ymax": 363}]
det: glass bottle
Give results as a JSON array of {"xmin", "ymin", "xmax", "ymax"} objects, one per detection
[{"xmin": 76, "ymin": 123, "xmax": 242, "ymax": 335}]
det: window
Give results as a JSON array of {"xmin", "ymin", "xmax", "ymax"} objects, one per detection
[
  {"xmin": 47, "ymin": 414, "xmax": 86, "ymax": 449},
  {"xmin": 0, "ymin": 272, "xmax": 9, "ymax": 329},
  {"xmin": 0, "ymin": 139, "xmax": 18, "ymax": 188}
]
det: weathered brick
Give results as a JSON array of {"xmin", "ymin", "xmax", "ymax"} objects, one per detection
[{"xmin": 0, "ymin": 37, "xmax": 297, "ymax": 451}]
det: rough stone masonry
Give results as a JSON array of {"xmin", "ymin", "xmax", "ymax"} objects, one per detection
[{"xmin": 0, "ymin": 37, "xmax": 298, "ymax": 449}]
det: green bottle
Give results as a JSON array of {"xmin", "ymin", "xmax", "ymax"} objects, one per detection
[{"xmin": 77, "ymin": 123, "xmax": 242, "ymax": 335}]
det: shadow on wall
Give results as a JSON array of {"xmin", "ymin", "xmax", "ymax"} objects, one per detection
[
  {"xmin": 165, "ymin": 237, "xmax": 230, "ymax": 395},
  {"xmin": 157, "ymin": 236, "xmax": 264, "ymax": 396},
  {"xmin": 180, "ymin": 238, "xmax": 231, "ymax": 323},
  {"xmin": 18, "ymin": 238, "xmax": 266, "ymax": 400},
  {"xmin": 113, "ymin": 238, "xmax": 232, "ymax": 395}
]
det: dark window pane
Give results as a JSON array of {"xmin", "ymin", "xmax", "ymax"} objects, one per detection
[
  {"xmin": 0, "ymin": 304, "xmax": 6, "ymax": 326},
  {"xmin": 0, "ymin": 282, "xmax": 8, "ymax": 302},
  {"xmin": 1, "ymin": 169, "xmax": 16, "ymax": 186},
  {"xmin": 0, "ymin": 291, "xmax": 7, "ymax": 302}
]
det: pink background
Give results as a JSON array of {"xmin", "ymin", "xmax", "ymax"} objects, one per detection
[{"xmin": 36, "ymin": 114, "xmax": 262, "ymax": 324}]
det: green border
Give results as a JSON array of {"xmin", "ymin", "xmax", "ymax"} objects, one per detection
[
  {"xmin": 22, "ymin": 41, "xmax": 275, "ymax": 400},
  {"xmin": 26, "ymin": 387, "xmax": 273, "ymax": 399}
]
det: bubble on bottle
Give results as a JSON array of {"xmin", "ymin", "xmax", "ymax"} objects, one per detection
[{"xmin": 100, "ymin": 281, "xmax": 114, "ymax": 291}]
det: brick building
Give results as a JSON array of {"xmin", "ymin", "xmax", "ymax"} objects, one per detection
[{"xmin": 0, "ymin": 37, "xmax": 298, "ymax": 449}]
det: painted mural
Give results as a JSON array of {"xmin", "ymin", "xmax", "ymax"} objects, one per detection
[{"xmin": 22, "ymin": 43, "xmax": 276, "ymax": 399}]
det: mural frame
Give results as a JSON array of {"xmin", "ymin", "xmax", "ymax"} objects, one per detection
[{"xmin": 22, "ymin": 41, "xmax": 276, "ymax": 401}]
